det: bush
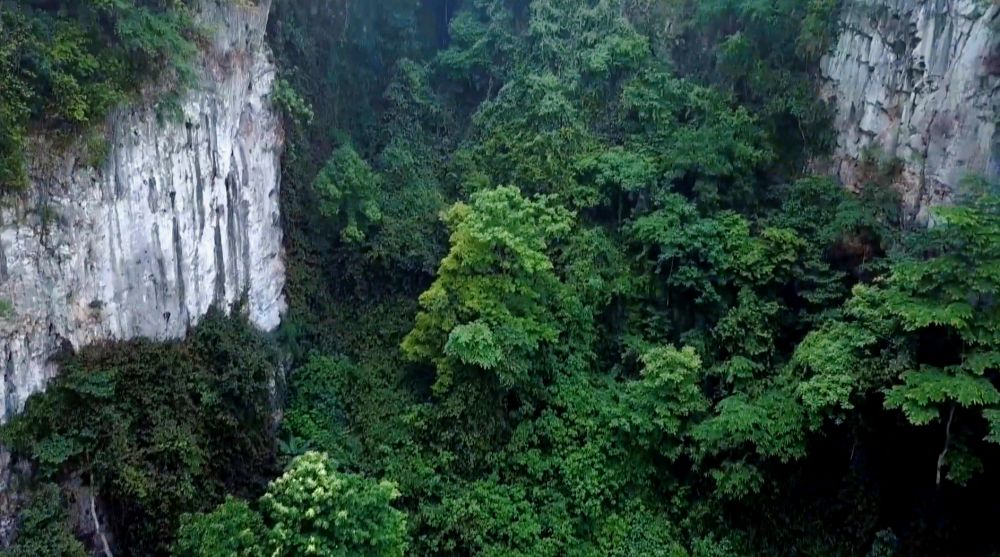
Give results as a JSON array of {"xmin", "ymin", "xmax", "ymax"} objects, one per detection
[
  {"xmin": 1, "ymin": 309, "xmax": 280, "ymax": 555},
  {"xmin": 0, "ymin": 483, "xmax": 87, "ymax": 557}
]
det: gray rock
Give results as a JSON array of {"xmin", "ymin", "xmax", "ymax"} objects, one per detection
[
  {"xmin": 820, "ymin": 0, "xmax": 999, "ymax": 219},
  {"xmin": 0, "ymin": 0, "xmax": 285, "ymax": 424}
]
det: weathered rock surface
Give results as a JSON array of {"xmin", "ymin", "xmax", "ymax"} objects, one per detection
[
  {"xmin": 821, "ymin": 0, "xmax": 999, "ymax": 218},
  {"xmin": 0, "ymin": 0, "xmax": 285, "ymax": 424}
]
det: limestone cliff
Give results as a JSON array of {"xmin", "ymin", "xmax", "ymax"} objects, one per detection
[
  {"xmin": 0, "ymin": 0, "xmax": 285, "ymax": 423},
  {"xmin": 821, "ymin": 0, "xmax": 999, "ymax": 219}
]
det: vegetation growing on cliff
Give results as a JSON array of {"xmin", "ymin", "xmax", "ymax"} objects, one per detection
[
  {"xmin": 1, "ymin": 310, "xmax": 279, "ymax": 556},
  {"xmin": 0, "ymin": 0, "xmax": 199, "ymax": 191}
]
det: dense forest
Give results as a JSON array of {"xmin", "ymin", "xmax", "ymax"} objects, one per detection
[{"xmin": 2, "ymin": 0, "xmax": 999, "ymax": 555}]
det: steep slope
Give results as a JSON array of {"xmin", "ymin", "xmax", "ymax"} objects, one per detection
[
  {"xmin": 0, "ymin": 0, "xmax": 285, "ymax": 423},
  {"xmin": 821, "ymin": 0, "xmax": 999, "ymax": 219}
]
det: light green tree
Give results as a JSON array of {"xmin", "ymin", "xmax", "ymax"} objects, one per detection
[
  {"xmin": 881, "ymin": 183, "xmax": 1000, "ymax": 485},
  {"xmin": 173, "ymin": 498, "xmax": 265, "ymax": 557},
  {"xmin": 402, "ymin": 186, "xmax": 575, "ymax": 395},
  {"xmin": 174, "ymin": 452, "xmax": 407, "ymax": 557},
  {"xmin": 796, "ymin": 181, "xmax": 1000, "ymax": 486},
  {"xmin": 261, "ymin": 452, "xmax": 407, "ymax": 557}
]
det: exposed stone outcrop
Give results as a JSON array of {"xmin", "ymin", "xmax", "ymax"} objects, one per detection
[
  {"xmin": 821, "ymin": 0, "xmax": 999, "ymax": 219},
  {"xmin": 0, "ymin": 0, "xmax": 285, "ymax": 546},
  {"xmin": 0, "ymin": 0, "xmax": 285, "ymax": 424}
]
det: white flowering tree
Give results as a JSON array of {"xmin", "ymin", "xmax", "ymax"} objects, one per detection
[
  {"xmin": 260, "ymin": 452, "xmax": 407, "ymax": 557},
  {"xmin": 174, "ymin": 452, "xmax": 407, "ymax": 557}
]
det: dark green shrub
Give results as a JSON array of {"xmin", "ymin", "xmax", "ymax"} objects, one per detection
[
  {"xmin": 0, "ymin": 483, "xmax": 87, "ymax": 557},
  {"xmin": 1, "ymin": 309, "xmax": 280, "ymax": 555}
]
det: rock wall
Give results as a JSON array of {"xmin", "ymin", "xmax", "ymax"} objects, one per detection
[
  {"xmin": 820, "ymin": 0, "xmax": 999, "ymax": 219},
  {"xmin": 0, "ymin": 0, "xmax": 285, "ymax": 424}
]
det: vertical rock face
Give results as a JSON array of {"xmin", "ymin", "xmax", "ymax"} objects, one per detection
[
  {"xmin": 821, "ymin": 0, "xmax": 999, "ymax": 218},
  {"xmin": 0, "ymin": 0, "xmax": 285, "ymax": 424}
]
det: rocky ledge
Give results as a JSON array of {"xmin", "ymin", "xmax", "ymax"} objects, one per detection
[
  {"xmin": 821, "ymin": 0, "xmax": 999, "ymax": 220},
  {"xmin": 0, "ymin": 0, "xmax": 286, "ymax": 424}
]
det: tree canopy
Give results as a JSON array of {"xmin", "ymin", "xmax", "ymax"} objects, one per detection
[{"xmin": 4, "ymin": 1, "xmax": 1000, "ymax": 556}]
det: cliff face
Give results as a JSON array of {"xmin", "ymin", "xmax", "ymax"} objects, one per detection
[
  {"xmin": 0, "ymin": 0, "xmax": 285, "ymax": 424},
  {"xmin": 820, "ymin": 0, "xmax": 999, "ymax": 219}
]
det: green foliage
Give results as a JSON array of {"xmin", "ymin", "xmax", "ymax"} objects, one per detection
[
  {"xmin": 664, "ymin": 0, "xmax": 837, "ymax": 168},
  {"xmin": 0, "ymin": 0, "xmax": 199, "ymax": 191},
  {"xmin": 267, "ymin": 0, "xmax": 439, "ymax": 161},
  {"xmin": 280, "ymin": 355, "xmax": 362, "ymax": 463},
  {"xmin": 880, "ymin": 183, "xmax": 1000, "ymax": 474},
  {"xmin": 261, "ymin": 452, "xmax": 407, "ymax": 557},
  {"xmin": 615, "ymin": 346, "xmax": 708, "ymax": 460},
  {"xmin": 173, "ymin": 497, "xmax": 265, "ymax": 557},
  {"xmin": 0, "ymin": 483, "xmax": 87, "ymax": 557},
  {"xmin": 0, "ymin": 298, "xmax": 15, "ymax": 320},
  {"xmin": 83, "ymin": 128, "xmax": 112, "ymax": 168},
  {"xmin": 268, "ymin": 1, "xmax": 1000, "ymax": 556},
  {"xmin": 619, "ymin": 70, "xmax": 774, "ymax": 209},
  {"xmin": 441, "ymin": 0, "xmax": 776, "ymax": 213},
  {"xmin": 795, "ymin": 180, "xmax": 1000, "ymax": 485},
  {"xmin": 271, "ymin": 78, "xmax": 314, "ymax": 125},
  {"xmin": 797, "ymin": 0, "xmax": 843, "ymax": 60},
  {"xmin": 403, "ymin": 186, "xmax": 576, "ymax": 394},
  {"xmin": 866, "ymin": 530, "xmax": 899, "ymax": 557},
  {"xmin": 5, "ymin": 0, "xmax": 948, "ymax": 554},
  {"xmin": 1, "ymin": 310, "xmax": 279, "ymax": 555},
  {"xmin": 313, "ymin": 145, "xmax": 383, "ymax": 243},
  {"xmin": 594, "ymin": 506, "xmax": 690, "ymax": 557},
  {"xmin": 176, "ymin": 452, "xmax": 408, "ymax": 557}
]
